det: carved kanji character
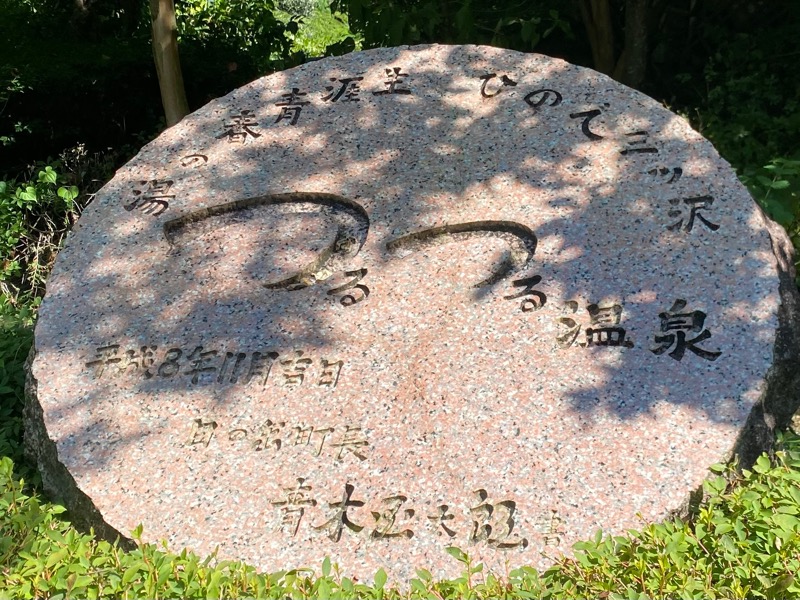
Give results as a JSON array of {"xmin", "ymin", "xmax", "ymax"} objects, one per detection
[
  {"xmin": 585, "ymin": 303, "xmax": 633, "ymax": 347},
  {"xmin": 124, "ymin": 179, "xmax": 174, "ymax": 216},
  {"xmin": 293, "ymin": 425, "xmax": 334, "ymax": 457},
  {"xmin": 186, "ymin": 345, "xmax": 219, "ymax": 384},
  {"xmin": 271, "ymin": 478, "xmax": 317, "ymax": 536},
  {"xmin": 535, "ymin": 510, "xmax": 565, "ymax": 546},
  {"xmin": 245, "ymin": 351, "xmax": 280, "ymax": 387},
  {"xmin": 188, "ymin": 418, "xmax": 217, "ymax": 447},
  {"xmin": 651, "ymin": 299, "xmax": 721, "ymax": 361},
  {"xmin": 332, "ymin": 425, "xmax": 369, "ymax": 461},
  {"xmin": 317, "ymin": 359, "xmax": 344, "ymax": 388},
  {"xmin": 427, "ymin": 504, "xmax": 457, "ymax": 538},
  {"xmin": 312, "ymin": 483, "xmax": 365, "ymax": 542},
  {"xmin": 218, "ymin": 110, "xmax": 261, "ymax": 142},
  {"xmin": 85, "ymin": 344, "xmax": 122, "ymax": 378},
  {"xmin": 370, "ymin": 495, "xmax": 415, "ymax": 539},
  {"xmin": 116, "ymin": 345, "xmax": 158, "ymax": 378},
  {"xmin": 667, "ymin": 195, "xmax": 720, "ymax": 232},
  {"xmin": 275, "ymin": 89, "xmax": 310, "ymax": 125},
  {"xmin": 468, "ymin": 489, "xmax": 528, "ymax": 549},
  {"xmin": 322, "ymin": 77, "xmax": 363, "ymax": 102},
  {"xmin": 372, "ymin": 67, "xmax": 411, "ymax": 95},
  {"xmin": 279, "ymin": 350, "xmax": 313, "ymax": 389},
  {"xmin": 253, "ymin": 419, "xmax": 287, "ymax": 452}
]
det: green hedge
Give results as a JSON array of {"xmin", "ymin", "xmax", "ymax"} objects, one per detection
[{"xmin": 2, "ymin": 432, "xmax": 799, "ymax": 599}]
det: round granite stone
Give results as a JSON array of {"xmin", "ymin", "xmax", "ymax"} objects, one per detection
[{"xmin": 25, "ymin": 44, "xmax": 800, "ymax": 583}]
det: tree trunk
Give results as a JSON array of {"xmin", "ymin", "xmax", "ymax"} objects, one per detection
[
  {"xmin": 150, "ymin": 0, "xmax": 189, "ymax": 127},
  {"xmin": 579, "ymin": 0, "xmax": 616, "ymax": 76},
  {"xmin": 614, "ymin": 0, "xmax": 649, "ymax": 88}
]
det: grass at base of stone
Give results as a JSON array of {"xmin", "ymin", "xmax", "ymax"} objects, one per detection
[
  {"xmin": 1, "ymin": 436, "xmax": 799, "ymax": 599},
  {"xmin": 2, "ymin": 315, "xmax": 800, "ymax": 600}
]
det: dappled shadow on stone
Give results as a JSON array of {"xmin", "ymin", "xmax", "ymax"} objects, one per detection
[{"xmin": 25, "ymin": 44, "xmax": 800, "ymax": 584}]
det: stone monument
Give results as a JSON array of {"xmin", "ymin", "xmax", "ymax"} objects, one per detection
[{"xmin": 25, "ymin": 45, "xmax": 800, "ymax": 583}]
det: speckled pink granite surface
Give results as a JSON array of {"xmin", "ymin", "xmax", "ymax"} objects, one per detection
[{"xmin": 30, "ymin": 45, "xmax": 785, "ymax": 583}]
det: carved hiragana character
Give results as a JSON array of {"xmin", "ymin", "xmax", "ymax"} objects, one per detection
[
  {"xmin": 569, "ymin": 108, "xmax": 604, "ymax": 141},
  {"xmin": 468, "ymin": 489, "xmax": 528, "ymax": 549},
  {"xmin": 585, "ymin": 303, "xmax": 634, "ymax": 347},
  {"xmin": 170, "ymin": 194, "xmax": 359, "ymax": 304},
  {"xmin": 371, "ymin": 495, "xmax": 415, "ymax": 539},
  {"xmin": 124, "ymin": 179, "xmax": 175, "ymax": 216},
  {"xmin": 85, "ymin": 344, "xmax": 122, "ymax": 378},
  {"xmin": 555, "ymin": 301, "xmax": 582, "ymax": 348},
  {"xmin": 523, "ymin": 89, "xmax": 563, "ymax": 110},
  {"xmin": 275, "ymin": 89, "xmax": 311, "ymax": 125},
  {"xmin": 279, "ymin": 350, "xmax": 313, "ymax": 389},
  {"xmin": 386, "ymin": 221, "xmax": 538, "ymax": 289},
  {"xmin": 188, "ymin": 418, "xmax": 217, "ymax": 447},
  {"xmin": 245, "ymin": 351, "xmax": 280, "ymax": 387},
  {"xmin": 327, "ymin": 268, "xmax": 370, "ymax": 306},
  {"xmin": 271, "ymin": 478, "xmax": 317, "ymax": 537},
  {"xmin": 217, "ymin": 110, "xmax": 261, "ymax": 142},
  {"xmin": 651, "ymin": 299, "xmax": 721, "ymax": 361},
  {"xmin": 620, "ymin": 130, "xmax": 658, "ymax": 155},
  {"xmin": 322, "ymin": 77, "xmax": 364, "ymax": 102},
  {"xmin": 157, "ymin": 348, "xmax": 183, "ymax": 377},
  {"xmin": 667, "ymin": 195, "xmax": 720, "ymax": 232},
  {"xmin": 479, "ymin": 73, "xmax": 517, "ymax": 98},
  {"xmin": 217, "ymin": 352, "xmax": 247, "ymax": 385},
  {"xmin": 116, "ymin": 345, "xmax": 158, "ymax": 378},
  {"xmin": 317, "ymin": 359, "xmax": 344, "ymax": 388},
  {"xmin": 180, "ymin": 153, "xmax": 208, "ymax": 167},
  {"xmin": 372, "ymin": 67, "xmax": 411, "ymax": 95},
  {"xmin": 228, "ymin": 428, "xmax": 248, "ymax": 442},
  {"xmin": 503, "ymin": 274, "xmax": 547, "ymax": 312},
  {"xmin": 427, "ymin": 504, "xmax": 457, "ymax": 538},
  {"xmin": 647, "ymin": 166, "xmax": 682, "ymax": 184},
  {"xmin": 186, "ymin": 345, "xmax": 219, "ymax": 384},
  {"xmin": 252, "ymin": 419, "xmax": 287, "ymax": 452},
  {"xmin": 313, "ymin": 484, "xmax": 365, "ymax": 542},
  {"xmin": 293, "ymin": 425, "xmax": 334, "ymax": 457},
  {"xmin": 535, "ymin": 510, "xmax": 565, "ymax": 546},
  {"xmin": 332, "ymin": 425, "xmax": 369, "ymax": 461}
]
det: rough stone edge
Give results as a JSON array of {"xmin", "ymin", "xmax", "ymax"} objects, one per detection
[
  {"xmin": 23, "ymin": 344, "xmax": 135, "ymax": 551},
  {"xmin": 731, "ymin": 210, "xmax": 800, "ymax": 466},
  {"xmin": 669, "ymin": 208, "xmax": 800, "ymax": 523}
]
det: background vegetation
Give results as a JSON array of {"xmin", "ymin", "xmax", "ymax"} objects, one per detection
[{"xmin": 1, "ymin": 0, "xmax": 799, "ymax": 597}]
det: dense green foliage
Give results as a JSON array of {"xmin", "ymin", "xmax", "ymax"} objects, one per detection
[
  {"xmin": 0, "ymin": 0, "xmax": 799, "ymax": 597},
  {"xmin": 334, "ymin": 0, "xmax": 570, "ymax": 53},
  {"xmin": 0, "ymin": 167, "xmax": 79, "ymax": 309}
]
